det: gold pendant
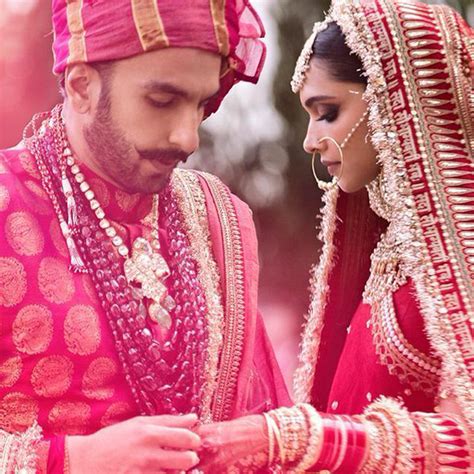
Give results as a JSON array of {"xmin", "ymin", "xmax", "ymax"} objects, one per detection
[{"xmin": 124, "ymin": 237, "xmax": 175, "ymax": 330}]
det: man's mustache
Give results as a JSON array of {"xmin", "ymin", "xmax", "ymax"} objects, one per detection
[{"xmin": 137, "ymin": 148, "xmax": 189, "ymax": 164}]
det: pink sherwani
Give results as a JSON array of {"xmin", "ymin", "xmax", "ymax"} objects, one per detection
[{"xmin": 0, "ymin": 146, "xmax": 289, "ymax": 472}]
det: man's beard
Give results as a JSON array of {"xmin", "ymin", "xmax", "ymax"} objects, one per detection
[{"xmin": 83, "ymin": 85, "xmax": 188, "ymax": 195}]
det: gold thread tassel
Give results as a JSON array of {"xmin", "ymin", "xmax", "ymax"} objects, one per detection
[{"xmin": 60, "ymin": 221, "xmax": 86, "ymax": 273}]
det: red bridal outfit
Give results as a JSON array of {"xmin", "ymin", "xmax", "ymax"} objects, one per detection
[
  {"xmin": 259, "ymin": 0, "xmax": 473, "ymax": 471},
  {"xmin": 0, "ymin": 0, "xmax": 289, "ymax": 472}
]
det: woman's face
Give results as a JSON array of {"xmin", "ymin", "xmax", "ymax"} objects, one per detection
[{"xmin": 300, "ymin": 58, "xmax": 379, "ymax": 193}]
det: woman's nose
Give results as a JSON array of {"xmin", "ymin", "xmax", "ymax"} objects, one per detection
[{"xmin": 303, "ymin": 122, "xmax": 323, "ymax": 155}]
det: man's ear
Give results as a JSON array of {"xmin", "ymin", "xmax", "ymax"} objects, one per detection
[{"xmin": 64, "ymin": 63, "xmax": 101, "ymax": 114}]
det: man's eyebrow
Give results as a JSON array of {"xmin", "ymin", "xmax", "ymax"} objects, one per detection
[
  {"xmin": 304, "ymin": 95, "xmax": 337, "ymax": 109},
  {"xmin": 143, "ymin": 81, "xmax": 220, "ymax": 104},
  {"xmin": 143, "ymin": 80, "xmax": 189, "ymax": 98}
]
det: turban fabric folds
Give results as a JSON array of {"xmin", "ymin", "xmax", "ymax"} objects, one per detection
[{"xmin": 52, "ymin": 0, "xmax": 266, "ymax": 114}]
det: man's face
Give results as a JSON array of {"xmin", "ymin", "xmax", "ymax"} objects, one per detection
[{"xmin": 83, "ymin": 48, "xmax": 221, "ymax": 194}]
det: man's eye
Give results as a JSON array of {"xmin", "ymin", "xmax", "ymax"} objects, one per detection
[{"xmin": 147, "ymin": 97, "xmax": 174, "ymax": 108}]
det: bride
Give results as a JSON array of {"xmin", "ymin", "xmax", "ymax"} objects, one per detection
[{"xmin": 198, "ymin": 0, "xmax": 474, "ymax": 471}]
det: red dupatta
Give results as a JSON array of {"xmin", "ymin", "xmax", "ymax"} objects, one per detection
[{"xmin": 293, "ymin": 0, "xmax": 474, "ymax": 431}]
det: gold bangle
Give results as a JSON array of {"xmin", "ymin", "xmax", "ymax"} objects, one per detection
[
  {"xmin": 263, "ymin": 413, "xmax": 275, "ymax": 466},
  {"xmin": 294, "ymin": 404, "xmax": 324, "ymax": 473},
  {"xmin": 269, "ymin": 406, "xmax": 307, "ymax": 466},
  {"xmin": 268, "ymin": 414, "xmax": 284, "ymax": 464},
  {"xmin": 361, "ymin": 398, "xmax": 418, "ymax": 473}
]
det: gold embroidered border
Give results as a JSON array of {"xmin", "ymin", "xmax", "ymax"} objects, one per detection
[
  {"xmin": 131, "ymin": 0, "xmax": 169, "ymax": 51},
  {"xmin": 197, "ymin": 172, "xmax": 246, "ymax": 421},
  {"xmin": 171, "ymin": 170, "xmax": 225, "ymax": 423},
  {"xmin": 381, "ymin": 0, "xmax": 474, "ymax": 426},
  {"xmin": 209, "ymin": 0, "xmax": 230, "ymax": 56},
  {"xmin": 66, "ymin": 0, "xmax": 87, "ymax": 64},
  {"xmin": 371, "ymin": 293, "xmax": 441, "ymax": 395},
  {"xmin": 437, "ymin": 8, "xmax": 474, "ymax": 151},
  {"xmin": 293, "ymin": 186, "xmax": 339, "ymax": 403}
]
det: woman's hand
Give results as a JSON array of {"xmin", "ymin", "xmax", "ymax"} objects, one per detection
[
  {"xmin": 196, "ymin": 415, "xmax": 268, "ymax": 472},
  {"xmin": 68, "ymin": 413, "xmax": 201, "ymax": 473}
]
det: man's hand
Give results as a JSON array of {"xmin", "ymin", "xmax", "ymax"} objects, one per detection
[
  {"xmin": 68, "ymin": 414, "xmax": 201, "ymax": 473},
  {"xmin": 196, "ymin": 415, "xmax": 268, "ymax": 472}
]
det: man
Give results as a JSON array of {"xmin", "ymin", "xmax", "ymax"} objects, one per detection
[{"xmin": 0, "ymin": 1, "xmax": 288, "ymax": 471}]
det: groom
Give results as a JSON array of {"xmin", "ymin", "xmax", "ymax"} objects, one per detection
[{"xmin": 0, "ymin": 0, "xmax": 288, "ymax": 471}]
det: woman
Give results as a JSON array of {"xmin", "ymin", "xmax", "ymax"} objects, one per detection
[{"xmin": 198, "ymin": 0, "xmax": 474, "ymax": 471}]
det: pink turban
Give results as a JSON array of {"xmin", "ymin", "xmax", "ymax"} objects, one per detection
[{"xmin": 52, "ymin": 0, "xmax": 266, "ymax": 114}]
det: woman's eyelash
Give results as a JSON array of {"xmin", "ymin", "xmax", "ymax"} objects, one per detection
[{"xmin": 316, "ymin": 108, "xmax": 339, "ymax": 122}]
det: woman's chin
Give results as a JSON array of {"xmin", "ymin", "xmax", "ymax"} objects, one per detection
[{"xmin": 337, "ymin": 180, "xmax": 365, "ymax": 194}]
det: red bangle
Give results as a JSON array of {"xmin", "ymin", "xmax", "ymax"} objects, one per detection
[
  {"xmin": 335, "ymin": 416, "xmax": 367, "ymax": 473},
  {"xmin": 316, "ymin": 415, "xmax": 338, "ymax": 468},
  {"xmin": 315, "ymin": 414, "xmax": 368, "ymax": 473}
]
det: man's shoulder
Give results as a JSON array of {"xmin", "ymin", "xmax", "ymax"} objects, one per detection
[
  {"xmin": 0, "ymin": 145, "xmax": 50, "ymax": 215},
  {"xmin": 0, "ymin": 145, "xmax": 40, "ymax": 182},
  {"xmin": 174, "ymin": 168, "xmax": 253, "ymax": 218}
]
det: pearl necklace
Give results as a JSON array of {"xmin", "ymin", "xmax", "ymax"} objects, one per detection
[{"xmin": 56, "ymin": 110, "xmax": 175, "ymax": 329}]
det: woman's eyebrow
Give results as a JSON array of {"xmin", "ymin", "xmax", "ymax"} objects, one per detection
[{"xmin": 304, "ymin": 95, "xmax": 337, "ymax": 109}]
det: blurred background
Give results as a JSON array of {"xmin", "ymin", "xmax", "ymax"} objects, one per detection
[{"xmin": 1, "ymin": 0, "xmax": 472, "ymax": 390}]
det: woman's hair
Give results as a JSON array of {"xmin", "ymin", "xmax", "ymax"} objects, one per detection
[{"xmin": 312, "ymin": 22, "xmax": 367, "ymax": 85}]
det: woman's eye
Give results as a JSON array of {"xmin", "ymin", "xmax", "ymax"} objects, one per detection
[{"xmin": 316, "ymin": 108, "xmax": 339, "ymax": 123}]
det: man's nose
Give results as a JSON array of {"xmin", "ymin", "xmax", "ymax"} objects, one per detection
[{"xmin": 168, "ymin": 113, "xmax": 201, "ymax": 156}]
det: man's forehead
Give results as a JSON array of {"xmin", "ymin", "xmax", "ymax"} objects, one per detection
[{"xmin": 115, "ymin": 49, "xmax": 221, "ymax": 97}]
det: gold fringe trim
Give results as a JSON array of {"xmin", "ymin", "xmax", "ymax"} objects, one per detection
[
  {"xmin": 293, "ymin": 186, "xmax": 339, "ymax": 403},
  {"xmin": 172, "ymin": 169, "xmax": 225, "ymax": 423}
]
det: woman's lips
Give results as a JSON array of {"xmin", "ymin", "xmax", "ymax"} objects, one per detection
[{"xmin": 321, "ymin": 160, "xmax": 341, "ymax": 176}]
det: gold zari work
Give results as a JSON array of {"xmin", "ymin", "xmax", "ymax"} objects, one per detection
[
  {"xmin": 64, "ymin": 305, "xmax": 101, "ymax": 356},
  {"xmin": 12, "ymin": 305, "xmax": 54, "ymax": 355},
  {"xmin": 171, "ymin": 170, "xmax": 225, "ymax": 422}
]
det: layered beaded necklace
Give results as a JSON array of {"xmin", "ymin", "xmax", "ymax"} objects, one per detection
[{"xmin": 24, "ymin": 105, "xmax": 210, "ymax": 416}]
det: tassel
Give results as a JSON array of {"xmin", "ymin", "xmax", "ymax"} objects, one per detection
[
  {"xmin": 66, "ymin": 235, "xmax": 87, "ymax": 273},
  {"xmin": 61, "ymin": 173, "xmax": 78, "ymax": 227},
  {"xmin": 60, "ymin": 221, "xmax": 86, "ymax": 273}
]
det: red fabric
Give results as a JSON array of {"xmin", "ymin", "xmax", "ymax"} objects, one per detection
[
  {"xmin": 51, "ymin": 0, "xmax": 266, "ymax": 115},
  {"xmin": 309, "ymin": 192, "xmax": 436, "ymax": 415},
  {"xmin": 198, "ymin": 175, "xmax": 290, "ymax": 416},
  {"xmin": 0, "ymin": 147, "xmax": 141, "ymax": 450},
  {"xmin": 308, "ymin": 0, "xmax": 473, "ymax": 418},
  {"xmin": 326, "ymin": 280, "xmax": 436, "ymax": 415},
  {"xmin": 46, "ymin": 436, "xmax": 66, "ymax": 474},
  {"xmin": 310, "ymin": 190, "xmax": 387, "ymax": 411}
]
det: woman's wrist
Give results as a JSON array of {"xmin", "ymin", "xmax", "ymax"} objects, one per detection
[{"xmin": 265, "ymin": 405, "xmax": 369, "ymax": 473}]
